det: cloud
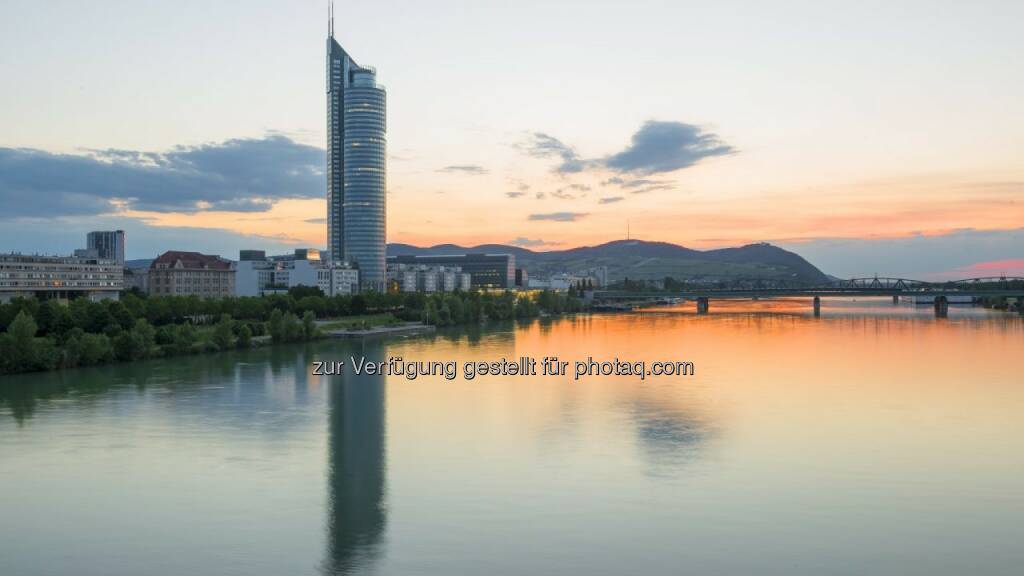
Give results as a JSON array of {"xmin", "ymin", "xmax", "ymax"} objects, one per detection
[
  {"xmin": 505, "ymin": 191, "xmax": 525, "ymax": 198},
  {"xmin": 599, "ymin": 196, "xmax": 624, "ymax": 204},
  {"xmin": 523, "ymin": 121, "xmax": 733, "ymax": 177},
  {"xmin": 604, "ymin": 121, "xmax": 734, "ymax": 175},
  {"xmin": 602, "ymin": 177, "xmax": 677, "ymax": 194},
  {"xmin": 0, "ymin": 134, "xmax": 324, "ymax": 219},
  {"xmin": 955, "ymin": 258, "xmax": 1024, "ymax": 275},
  {"xmin": 437, "ymin": 164, "xmax": 488, "ymax": 175},
  {"xmin": 304, "ymin": 217, "xmax": 327, "ymax": 224},
  {"xmin": 507, "ymin": 237, "xmax": 550, "ymax": 247},
  {"xmin": 630, "ymin": 184, "xmax": 675, "ymax": 194},
  {"xmin": 521, "ymin": 133, "xmax": 592, "ymax": 174},
  {"xmin": 528, "ymin": 212, "xmax": 588, "ymax": 222}
]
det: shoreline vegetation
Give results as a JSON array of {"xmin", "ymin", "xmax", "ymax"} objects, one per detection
[{"xmin": 0, "ymin": 288, "xmax": 583, "ymax": 376}]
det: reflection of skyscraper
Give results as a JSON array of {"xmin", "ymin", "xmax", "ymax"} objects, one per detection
[
  {"xmin": 326, "ymin": 7, "xmax": 387, "ymax": 292},
  {"xmin": 323, "ymin": 341, "xmax": 387, "ymax": 575}
]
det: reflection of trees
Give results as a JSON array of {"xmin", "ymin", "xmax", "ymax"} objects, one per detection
[
  {"xmin": 0, "ymin": 345, "xmax": 294, "ymax": 428},
  {"xmin": 321, "ymin": 341, "xmax": 387, "ymax": 575}
]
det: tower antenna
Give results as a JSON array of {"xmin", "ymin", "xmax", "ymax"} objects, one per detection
[{"xmin": 329, "ymin": 0, "xmax": 334, "ymax": 37}]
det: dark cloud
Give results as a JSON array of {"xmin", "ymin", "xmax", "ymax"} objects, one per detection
[
  {"xmin": 505, "ymin": 191, "xmax": 525, "ymax": 198},
  {"xmin": 604, "ymin": 121, "xmax": 734, "ymax": 175},
  {"xmin": 0, "ymin": 135, "xmax": 324, "ymax": 218},
  {"xmin": 437, "ymin": 165, "xmax": 488, "ymax": 175},
  {"xmin": 304, "ymin": 217, "xmax": 327, "ymax": 224},
  {"xmin": 528, "ymin": 212, "xmax": 588, "ymax": 222},
  {"xmin": 524, "ymin": 121, "xmax": 733, "ymax": 177},
  {"xmin": 599, "ymin": 196, "xmax": 624, "ymax": 204}
]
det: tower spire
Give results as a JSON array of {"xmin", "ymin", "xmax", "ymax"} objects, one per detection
[{"xmin": 328, "ymin": 0, "xmax": 334, "ymax": 38}]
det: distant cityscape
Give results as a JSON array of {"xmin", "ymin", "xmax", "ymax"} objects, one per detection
[{"xmin": 0, "ymin": 22, "xmax": 612, "ymax": 305}]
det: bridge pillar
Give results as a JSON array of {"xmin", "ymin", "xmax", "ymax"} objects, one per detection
[
  {"xmin": 813, "ymin": 296, "xmax": 821, "ymax": 317},
  {"xmin": 892, "ymin": 295, "xmax": 899, "ymax": 305},
  {"xmin": 934, "ymin": 295, "xmax": 948, "ymax": 318},
  {"xmin": 696, "ymin": 297, "xmax": 709, "ymax": 315}
]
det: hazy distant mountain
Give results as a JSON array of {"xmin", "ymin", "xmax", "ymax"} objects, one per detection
[
  {"xmin": 125, "ymin": 258, "xmax": 153, "ymax": 270},
  {"xmin": 388, "ymin": 239, "xmax": 829, "ymax": 283}
]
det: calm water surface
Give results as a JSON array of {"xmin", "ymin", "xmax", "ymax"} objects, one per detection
[{"xmin": 2, "ymin": 299, "xmax": 1022, "ymax": 575}]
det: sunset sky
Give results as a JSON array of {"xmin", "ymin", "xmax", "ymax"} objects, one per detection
[{"xmin": 1, "ymin": 0, "xmax": 1021, "ymax": 278}]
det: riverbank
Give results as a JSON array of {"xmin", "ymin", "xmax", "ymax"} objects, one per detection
[
  {"xmin": 321, "ymin": 321, "xmax": 436, "ymax": 339},
  {"xmin": 0, "ymin": 288, "xmax": 584, "ymax": 375}
]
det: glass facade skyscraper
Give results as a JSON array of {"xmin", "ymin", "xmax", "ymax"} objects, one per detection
[
  {"xmin": 86, "ymin": 230, "xmax": 125, "ymax": 265},
  {"xmin": 327, "ymin": 18, "xmax": 386, "ymax": 291}
]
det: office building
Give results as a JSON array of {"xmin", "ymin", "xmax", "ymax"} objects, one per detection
[
  {"xmin": 386, "ymin": 263, "xmax": 472, "ymax": 293},
  {"xmin": 326, "ymin": 13, "xmax": 387, "ymax": 291},
  {"xmin": 86, "ymin": 230, "xmax": 126, "ymax": 265},
  {"xmin": 148, "ymin": 251, "xmax": 235, "ymax": 299},
  {"xmin": 0, "ymin": 252, "xmax": 122, "ymax": 302},
  {"xmin": 515, "ymin": 268, "xmax": 528, "ymax": 288},
  {"xmin": 236, "ymin": 249, "xmax": 358, "ymax": 297},
  {"xmin": 387, "ymin": 254, "xmax": 515, "ymax": 289}
]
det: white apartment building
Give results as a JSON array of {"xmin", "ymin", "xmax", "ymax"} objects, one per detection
[
  {"xmin": 236, "ymin": 249, "xmax": 359, "ymax": 297},
  {"xmin": 0, "ymin": 253, "xmax": 123, "ymax": 302}
]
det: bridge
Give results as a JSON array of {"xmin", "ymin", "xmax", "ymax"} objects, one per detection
[{"xmin": 591, "ymin": 277, "xmax": 1024, "ymax": 318}]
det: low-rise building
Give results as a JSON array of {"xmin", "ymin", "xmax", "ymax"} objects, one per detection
[
  {"xmin": 0, "ymin": 252, "xmax": 123, "ymax": 302},
  {"xmin": 236, "ymin": 249, "xmax": 358, "ymax": 297},
  {"xmin": 387, "ymin": 253, "xmax": 515, "ymax": 289},
  {"xmin": 386, "ymin": 263, "xmax": 471, "ymax": 293},
  {"xmin": 123, "ymin": 266, "xmax": 149, "ymax": 293},
  {"xmin": 149, "ymin": 251, "xmax": 235, "ymax": 299},
  {"xmin": 529, "ymin": 272, "xmax": 601, "ymax": 291}
]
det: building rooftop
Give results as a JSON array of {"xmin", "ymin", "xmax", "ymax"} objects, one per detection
[{"xmin": 151, "ymin": 251, "xmax": 233, "ymax": 270}]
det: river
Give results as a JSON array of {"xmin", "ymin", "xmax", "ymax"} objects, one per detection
[{"xmin": 1, "ymin": 299, "xmax": 1022, "ymax": 575}]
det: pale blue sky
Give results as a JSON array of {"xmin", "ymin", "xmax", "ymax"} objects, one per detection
[{"xmin": 1, "ymin": 0, "xmax": 1022, "ymax": 277}]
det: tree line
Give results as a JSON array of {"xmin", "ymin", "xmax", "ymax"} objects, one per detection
[{"xmin": 0, "ymin": 288, "xmax": 582, "ymax": 375}]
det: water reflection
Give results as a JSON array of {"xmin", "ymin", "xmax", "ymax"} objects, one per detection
[
  {"xmin": 2, "ymin": 304, "xmax": 1022, "ymax": 575},
  {"xmin": 321, "ymin": 341, "xmax": 387, "ymax": 575},
  {"xmin": 629, "ymin": 399, "xmax": 713, "ymax": 477}
]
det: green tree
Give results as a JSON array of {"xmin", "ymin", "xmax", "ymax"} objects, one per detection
[
  {"xmin": 133, "ymin": 318, "xmax": 156, "ymax": 356},
  {"xmin": 236, "ymin": 324, "xmax": 252, "ymax": 348},
  {"xmin": 282, "ymin": 312, "xmax": 303, "ymax": 342},
  {"xmin": 113, "ymin": 330, "xmax": 145, "ymax": 361},
  {"xmin": 212, "ymin": 314, "xmax": 234, "ymax": 350},
  {"xmin": 301, "ymin": 310, "xmax": 317, "ymax": 340},
  {"xmin": 4, "ymin": 311, "xmax": 39, "ymax": 372},
  {"xmin": 268, "ymin": 309, "xmax": 284, "ymax": 342}
]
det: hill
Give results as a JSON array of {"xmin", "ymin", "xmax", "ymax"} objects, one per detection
[{"xmin": 387, "ymin": 240, "xmax": 828, "ymax": 284}]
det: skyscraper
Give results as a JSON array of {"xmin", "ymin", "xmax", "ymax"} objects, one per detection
[
  {"xmin": 86, "ymin": 230, "xmax": 125, "ymax": 265},
  {"xmin": 326, "ymin": 7, "xmax": 387, "ymax": 292}
]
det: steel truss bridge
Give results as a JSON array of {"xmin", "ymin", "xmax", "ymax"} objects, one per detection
[
  {"xmin": 594, "ymin": 277, "xmax": 1024, "ymax": 300},
  {"xmin": 592, "ymin": 277, "xmax": 1024, "ymax": 317}
]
